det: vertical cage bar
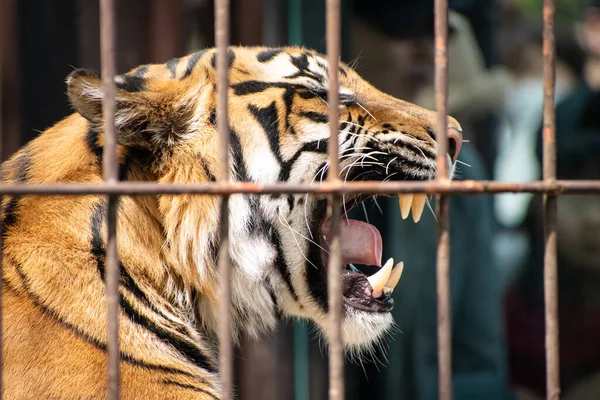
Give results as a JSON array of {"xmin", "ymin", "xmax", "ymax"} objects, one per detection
[
  {"xmin": 100, "ymin": 0, "xmax": 120, "ymax": 398},
  {"xmin": 325, "ymin": 1, "xmax": 343, "ymax": 400},
  {"xmin": 542, "ymin": 0, "xmax": 559, "ymax": 399},
  {"xmin": 434, "ymin": 0, "xmax": 452, "ymax": 399},
  {"xmin": 434, "ymin": 0, "xmax": 449, "ymax": 179},
  {"xmin": 435, "ymin": 194, "xmax": 451, "ymax": 400},
  {"xmin": 326, "ymin": 0, "xmax": 340, "ymax": 181},
  {"xmin": 0, "ymin": 3, "xmax": 4, "ymax": 393},
  {"xmin": 215, "ymin": 1, "xmax": 232, "ymax": 400}
]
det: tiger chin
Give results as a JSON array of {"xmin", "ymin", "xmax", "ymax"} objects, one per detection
[{"xmin": 1, "ymin": 46, "xmax": 462, "ymax": 399}]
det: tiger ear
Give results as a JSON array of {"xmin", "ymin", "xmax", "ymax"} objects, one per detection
[{"xmin": 66, "ymin": 68, "xmax": 195, "ymax": 148}]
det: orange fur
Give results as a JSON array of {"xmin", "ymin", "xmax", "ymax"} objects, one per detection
[{"xmin": 2, "ymin": 46, "xmax": 460, "ymax": 399}]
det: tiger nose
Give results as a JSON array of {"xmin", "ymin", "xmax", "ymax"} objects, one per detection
[{"xmin": 447, "ymin": 128, "xmax": 463, "ymax": 163}]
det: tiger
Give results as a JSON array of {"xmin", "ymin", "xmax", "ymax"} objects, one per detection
[{"xmin": 1, "ymin": 46, "xmax": 462, "ymax": 399}]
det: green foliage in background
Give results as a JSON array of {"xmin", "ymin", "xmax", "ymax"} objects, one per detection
[{"xmin": 518, "ymin": 0, "xmax": 585, "ymax": 22}]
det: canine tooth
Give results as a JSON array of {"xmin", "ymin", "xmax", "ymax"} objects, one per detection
[
  {"xmin": 367, "ymin": 257, "xmax": 394, "ymax": 293},
  {"xmin": 411, "ymin": 194, "xmax": 427, "ymax": 223},
  {"xmin": 382, "ymin": 287, "xmax": 393, "ymax": 297},
  {"xmin": 398, "ymin": 194, "xmax": 413, "ymax": 220},
  {"xmin": 384, "ymin": 261, "xmax": 404, "ymax": 291}
]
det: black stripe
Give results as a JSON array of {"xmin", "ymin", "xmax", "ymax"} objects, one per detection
[
  {"xmin": 90, "ymin": 204, "xmax": 217, "ymax": 375},
  {"xmin": 270, "ymin": 228, "xmax": 299, "ymax": 303},
  {"xmin": 90, "ymin": 203, "xmax": 104, "ymax": 261},
  {"xmin": 117, "ymin": 75, "xmax": 146, "ymax": 92},
  {"xmin": 134, "ymin": 65, "xmax": 149, "ymax": 78},
  {"xmin": 397, "ymin": 139, "xmax": 437, "ymax": 160},
  {"xmin": 231, "ymin": 80, "xmax": 273, "ymax": 96},
  {"xmin": 299, "ymin": 111, "xmax": 328, "ymax": 124},
  {"xmin": 304, "ymin": 199, "xmax": 329, "ymax": 311},
  {"xmin": 277, "ymin": 139, "xmax": 327, "ymax": 182},
  {"xmin": 181, "ymin": 50, "xmax": 208, "ymax": 80},
  {"xmin": 257, "ymin": 48, "xmax": 283, "ymax": 63},
  {"xmin": 265, "ymin": 279, "xmax": 281, "ymax": 318},
  {"xmin": 229, "ymin": 129, "xmax": 248, "ymax": 182},
  {"xmin": 166, "ymin": 57, "xmax": 180, "ymax": 79},
  {"xmin": 119, "ymin": 264, "xmax": 177, "ymax": 323},
  {"xmin": 200, "ymin": 157, "xmax": 216, "ymax": 182},
  {"xmin": 231, "ymin": 80, "xmax": 299, "ymax": 96},
  {"xmin": 290, "ymin": 54, "xmax": 309, "ymax": 73},
  {"xmin": 161, "ymin": 379, "xmax": 219, "ymax": 399},
  {"xmin": 210, "ymin": 49, "xmax": 236, "ymax": 69},
  {"xmin": 87, "ymin": 135, "xmax": 151, "ymax": 182},
  {"xmin": 249, "ymin": 103, "xmax": 283, "ymax": 164},
  {"xmin": 245, "ymin": 196, "xmax": 270, "ymax": 237},
  {"xmin": 285, "ymin": 54, "xmax": 324, "ymax": 84},
  {"xmin": 86, "ymin": 127, "xmax": 102, "ymax": 164},
  {"xmin": 282, "ymin": 87, "xmax": 295, "ymax": 124},
  {"xmin": 9, "ymin": 263, "xmax": 198, "ymax": 378},
  {"xmin": 297, "ymin": 90, "xmax": 321, "ymax": 100},
  {"xmin": 357, "ymin": 114, "xmax": 367, "ymax": 128},
  {"xmin": 119, "ymin": 295, "xmax": 217, "ymax": 374}
]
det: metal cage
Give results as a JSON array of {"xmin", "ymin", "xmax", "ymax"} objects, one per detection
[{"xmin": 0, "ymin": 0, "xmax": 593, "ymax": 399}]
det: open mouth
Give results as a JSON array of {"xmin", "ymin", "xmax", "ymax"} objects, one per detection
[{"xmin": 318, "ymin": 194, "xmax": 428, "ymax": 313}]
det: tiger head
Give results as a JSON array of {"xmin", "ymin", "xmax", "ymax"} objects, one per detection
[{"xmin": 66, "ymin": 46, "xmax": 462, "ymax": 353}]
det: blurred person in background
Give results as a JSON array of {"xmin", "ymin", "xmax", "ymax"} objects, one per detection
[
  {"xmin": 493, "ymin": 0, "xmax": 584, "ymax": 289},
  {"xmin": 552, "ymin": 0, "xmax": 600, "ymax": 141},
  {"xmin": 505, "ymin": 2, "xmax": 600, "ymax": 398},
  {"xmin": 505, "ymin": 133, "xmax": 600, "ymax": 400},
  {"xmin": 331, "ymin": 1, "xmax": 515, "ymax": 399}
]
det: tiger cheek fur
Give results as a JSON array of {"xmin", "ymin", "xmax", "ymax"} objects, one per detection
[{"xmin": 2, "ymin": 46, "xmax": 461, "ymax": 398}]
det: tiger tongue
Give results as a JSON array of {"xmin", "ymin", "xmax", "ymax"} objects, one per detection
[{"xmin": 322, "ymin": 219, "xmax": 383, "ymax": 267}]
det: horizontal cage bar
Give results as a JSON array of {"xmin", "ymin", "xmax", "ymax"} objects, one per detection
[{"xmin": 0, "ymin": 180, "xmax": 596, "ymax": 195}]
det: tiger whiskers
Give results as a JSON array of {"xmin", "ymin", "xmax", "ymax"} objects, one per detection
[
  {"xmin": 356, "ymin": 102, "xmax": 378, "ymax": 123},
  {"xmin": 455, "ymin": 159, "xmax": 471, "ymax": 168},
  {"xmin": 385, "ymin": 157, "xmax": 397, "ymax": 176},
  {"xmin": 277, "ymin": 213, "xmax": 321, "ymax": 270}
]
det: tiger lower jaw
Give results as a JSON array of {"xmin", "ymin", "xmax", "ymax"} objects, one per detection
[
  {"xmin": 328, "ymin": 308, "xmax": 395, "ymax": 348},
  {"xmin": 303, "ymin": 194, "xmax": 427, "ymax": 348}
]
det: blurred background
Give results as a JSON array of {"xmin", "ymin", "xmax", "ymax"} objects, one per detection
[{"xmin": 2, "ymin": 0, "xmax": 600, "ymax": 399}]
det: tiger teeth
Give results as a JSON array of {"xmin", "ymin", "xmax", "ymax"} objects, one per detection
[
  {"xmin": 398, "ymin": 194, "xmax": 413, "ymax": 220},
  {"xmin": 411, "ymin": 194, "xmax": 427, "ymax": 223},
  {"xmin": 397, "ymin": 194, "xmax": 427, "ymax": 223},
  {"xmin": 384, "ymin": 261, "xmax": 404, "ymax": 292},
  {"xmin": 367, "ymin": 257, "xmax": 393, "ymax": 295}
]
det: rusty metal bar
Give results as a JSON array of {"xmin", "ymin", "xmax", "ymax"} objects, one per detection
[
  {"xmin": 434, "ymin": 0, "xmax": 449, "ymax": 180},
  {"xmin": 0, "ymin": 4, "xmax": 7, "ymax": 396},
  {"xmin": 215, "ymin": 1, "xmax": 233, "ymax": 400},
  {"xmin": 434, "ymin": 0, "xmax": 452, "ymax": 399},
  {"xmin": 435, "ymin": 194, "xmax": 452, "ymax": 400},
  {"xmin": 0, "ymin": 180, "xmax": 599, "ymax": 196},
  {"xmin": 325, "ymin": 1, "xmax": 343, "ymax": 399},
  {"xmin": 542, "ymin": 1, "xmax": 559, "ymax": 399},
  {"xmin": 326, "ymin": 0, "xmax": 340, "ymax": 182},
  {"xmin": 100, "ymin": 0, "xmax": 120, "ymax": 398}
]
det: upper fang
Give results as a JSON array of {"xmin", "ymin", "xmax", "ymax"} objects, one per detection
[{"xmin": 411, "ymin": 194, "xmax": 427, "ymax": 223}]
